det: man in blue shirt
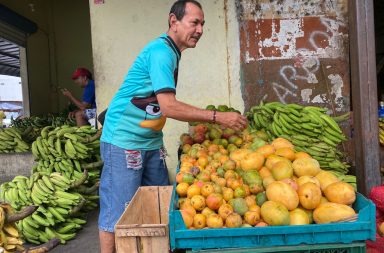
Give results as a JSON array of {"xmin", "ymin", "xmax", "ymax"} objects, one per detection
[
  {"xmin": 99, "ymin": 1, "xmax": 247, "ymax": 252},
  {"xmin": 61, "ymin": 67, "xmax": 97, "ymax": 126}
]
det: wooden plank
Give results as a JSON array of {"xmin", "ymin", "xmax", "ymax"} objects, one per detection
[
  {"xmin": 115, "ymin": 236, "xmax": 139, "ymax": 253},
  {"xmin": 348, "ymin": 0, "xmax": 381, "ymax": 195},
  {"xmin": 141, "ymin": 234, "xmax": 170, "ymax": 253},
  {"xmin": 115, "ymin": 226, "xmax": 167, "ymax": 237},
  {"xmin": 141, "ymin": 186, "xmax": 160, "ymax": 224},
  {"xmin": 159, "ymin": 186, "xmax": 173, "ymax": 224},
  {"xmin": 115, "ymin": 187, "xmax": 143, "ymax": 227}
]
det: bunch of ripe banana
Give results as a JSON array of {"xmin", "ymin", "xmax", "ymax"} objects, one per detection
[
  {"xmin": 0, "ymin": 202, "xmax": 61, "ymax": 253},
  {"xmin": 0, "ymin": 128, "xmax": 30, "ymax": 153},
  {"xmin": 247, "ymin": 101, "xmax": 351, "ymax": 174},
  {"xmin": 0, "ymin": 171, "xmax": 98, "ymax": 244},
  {"xmin": 379, "ymin": 118, "xmax": 384, "ymax": 145},
  {"xmin": 0, "ymin": 202, "xmax": 25, "ymax": 252}
]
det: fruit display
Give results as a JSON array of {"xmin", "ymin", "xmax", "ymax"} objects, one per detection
[
  {"xmin": 0, "ymin": 125, "xmax": 102, "ymax": 244},
  {"xmin": 246, "ymin": 102, "xmax": 351, "ymax": 174},
  {"xmin": 0, "ymin": 127, "xmax": 30, "ymax": 153},
  {"xmin": 379, "ymin": 118, "xmax": 384, "ymax": 145},
  {"xmin": 176, "ymin": 122, "xmax": 358, "ymax": 229},
  {"xmin": 0, "ymin": 203, "xmax": 60, "ymax": 253}
]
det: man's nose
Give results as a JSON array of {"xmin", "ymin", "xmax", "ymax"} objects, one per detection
[{"xmin": 196, "ymin": 24, "xmax": 203, "ymax": 35}]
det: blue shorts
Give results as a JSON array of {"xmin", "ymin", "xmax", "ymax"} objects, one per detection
[{"xmin": 98, "ymin": 142, "xmax": 170, "ymax": 232}]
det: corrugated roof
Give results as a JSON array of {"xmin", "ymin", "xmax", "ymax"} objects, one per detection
[{"xmin": 0, "ymin": 38, "xmax": 20, "ymax": 77}]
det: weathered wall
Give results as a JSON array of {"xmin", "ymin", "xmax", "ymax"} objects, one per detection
[
  {"xmin": 237, "ymin": 0, "xmax": 349, "ymax": 113},
  {"xmin": 0, "ymin": 0, "xmax": 93, "ymax": 115},
  {"xmin": 89, "ymin": 0, "xmax": 243, "ymax": 181}
]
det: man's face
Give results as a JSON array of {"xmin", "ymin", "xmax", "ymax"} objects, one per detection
[
  {"xmin": 173, "ymin": 3, "xmax": 204, "ymax": 49},
  {"xmin": 74, "ymin": 76, "xmax": 87, "ymax": 87}
]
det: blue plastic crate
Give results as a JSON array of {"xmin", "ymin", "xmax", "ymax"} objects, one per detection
[
  {"xmin": 169, "ymin": 183, "xmax": 376, "ymax": 251},
  {"xmin": 185, "ymin": 242, "xmax": 366, "ymax": 253}
]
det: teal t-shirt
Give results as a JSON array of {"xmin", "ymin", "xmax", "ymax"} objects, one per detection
[{"xmin": 101, "ymin": 34, "xmax": 181, "ymax": 150}]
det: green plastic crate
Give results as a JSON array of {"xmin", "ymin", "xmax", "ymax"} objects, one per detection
[{"xmin": 186, "ymin": 242, "xmax": 366, "ymax": 253}]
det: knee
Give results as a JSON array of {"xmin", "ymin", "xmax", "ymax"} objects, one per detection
[{"xmin": 75, "ymin": 110, "xmax": 84, "ymax": 119}]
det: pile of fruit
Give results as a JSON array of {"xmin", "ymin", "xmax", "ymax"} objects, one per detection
[
  {"xmin": 0, "ymin": 203, "xmax": 60, "ymax": 252},
  {"xmin": 379, "ymin": 118, "xmax": 384, "ymax": 145},
  {"xmin": 0, "ymin": 128, "xmax": 30, "ymax": 153},
  {"xmin": 11, "ymin": 115, "xmax": 76, "ymax": 130},
  {"xmin": 205, "ymin": 105, "xmax": 241, "ymax": 114},
  {"xmin": 0, "ymin": 114, "xmax": 78, "ymax": 154},
  {"xmin": 247, "ymin": 102, "xmax": 350, "ymax": 174},
  {"xmin": 0, "ymin": 125, "xmax": 102, "ymax": 244},
  {"xmin": 176, "ymin": 122, "xmax": 357, "ymax": 229}
]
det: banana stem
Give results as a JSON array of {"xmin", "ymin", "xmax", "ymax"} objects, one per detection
[
  {"xmin": 20, "ymin": 238, "xmax": 60, "ymax": 253},
  {"xmin": 7, "ymin": 205, "xmax": 38, "ymax": 223}
]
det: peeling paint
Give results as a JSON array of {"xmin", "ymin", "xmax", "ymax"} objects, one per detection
[
  {"xmin": 301, "ymin": 88, "xmax": 313, "ymax": 103},
  {"xmin": 312, "ymin": 94, "xmax": 326, "ymax": 104},
  {"xmin": 328, "ymin": 73, "xmax": 344, "ymax": 110}
]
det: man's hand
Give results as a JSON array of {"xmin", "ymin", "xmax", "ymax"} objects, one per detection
[
  {"xmin": 215, "ymin": 111, "xmax": 248, "ymax": 131},
  {"xmin": 61, "ymin": 88, "xmax": 73, "ymax": 98}
]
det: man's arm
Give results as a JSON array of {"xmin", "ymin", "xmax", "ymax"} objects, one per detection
[
  {"xmin": 62, "ymin": 89, "xmax": 91, "ymax": 110},
  {"xmin": 156, "ymin": 93, "xmax": 247, "ymax": 131}
]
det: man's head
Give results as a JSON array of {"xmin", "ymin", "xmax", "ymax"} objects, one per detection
[
  {"xmin": 71, "ymin": 68, "xmax": 92, "ymax": 87},
  {"xmin": 168, "ymin": 0, "xmax": 204, "ymax": 51}
]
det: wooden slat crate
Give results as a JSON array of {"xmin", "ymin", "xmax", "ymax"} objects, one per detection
[{"xmin": 115, "ymin": 186, "xmax": 173, "ymax": 253}]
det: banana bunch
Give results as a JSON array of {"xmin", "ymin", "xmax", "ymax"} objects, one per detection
[
  {"xmin": 11, "ymin": 115, "xmax": 75, "ymax": 129},
  {"xmin": 0, "ymin": 170, "xmax": 97, "ymax": 244},
  {"xmin": 31, "ymin": 125, "xmax": 100, "ymax": 162},
  {"xmin": 0, "ymin": 125, "xmax": 102, "ymax": 245},
  {"xmin": 0, "ymin": 203, "xmax": 24, "ymax": 252},
  {"xmin": 379, "ymin": 118, "xmax": 384, "ymax": 145},
  {"xmin": 247, "ymin": 101, "xmax": 350, "ymax": 174},
  {"xmin": 30, "ymin": 125, "xmax": 102, "ymax": 184},
  {"xmin": 0, "ymin": 128, "xmax": 29, "ymax": 153}
]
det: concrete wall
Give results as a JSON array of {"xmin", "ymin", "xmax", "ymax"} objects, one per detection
[
  {"xmin": 0, "ymin": 0, "xmax": 93, "ymax": 115},
  {"xmin": 89, "ymin": 0, "xmax": 243, "ymax": 180},
  {"xmin": 0, "ymin": 153, "xmax": 34, "ymax": 183},
  {"xmin": 237, "ymin": 0, "xmax": 349, "ymax": 112}
]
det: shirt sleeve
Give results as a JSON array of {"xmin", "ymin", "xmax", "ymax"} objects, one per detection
[
  {"xmin": 148, "ymin": 47, "xmax": 176, "ymax": 94},
  {"xmin": 82, "ymin": 82, "xmax": 95, "ymax": 105}
]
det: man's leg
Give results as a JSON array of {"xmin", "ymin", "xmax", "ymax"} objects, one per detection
[
  {"xmin": 75, "ymin": 110, "xmax": 89, "ymax": 126},
  {"xmin": 99, "ymin": 143, "xmax": 143, "ymax": 253},
  {"xmin": 99, "ymin": 231, "xmax": 116, "ymax": 253},
  {"xmin": 141, "ymin": 147, "xmax": 170, "ymax": 186}
]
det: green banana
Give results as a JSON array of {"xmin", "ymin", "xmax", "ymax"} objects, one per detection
[{"xmin": 65, "ymin": 139, "xmax": 77, "ymax": 159}]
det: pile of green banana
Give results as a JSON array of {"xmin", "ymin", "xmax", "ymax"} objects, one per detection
[
  {"xmin": 30, "ymin": 125, "xmax": 102, "ymax": 183},
  {"xmin": 0, "ymin": 125, "xmax": 103, "ymax": 245},
  {"xmin": 11, "ymin": 115, "xmax": 75, "ymax": 129},
  {"xmin": 0, "ymin": 172, "xmax": 97, "ymax": 244},
  {"xmin": 247, "ymin": 101, "xmax": 351, "ymax": 174},
  {"xmin": 0, "ymin": 127, "xmax": 30, "ymax": 153}
]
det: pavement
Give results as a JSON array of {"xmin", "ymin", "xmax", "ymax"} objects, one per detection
[{"xmin": 25, "ymin": 210, "xmax": 100, "ymax": 253}]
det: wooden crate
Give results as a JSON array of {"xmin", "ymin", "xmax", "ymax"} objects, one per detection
[{"xmin": 115, "ymin": 186, "xmax": 173, "ymax": 253}]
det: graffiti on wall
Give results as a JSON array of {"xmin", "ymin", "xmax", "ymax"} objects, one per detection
[{"xmin": 237, "ymin": 0, "xmax": 349, "ymax": 113}]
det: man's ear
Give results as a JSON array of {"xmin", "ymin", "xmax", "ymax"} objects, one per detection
[{"xmin": 169, "ymin": 14, "xmax": 178, "ymax": 32}]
